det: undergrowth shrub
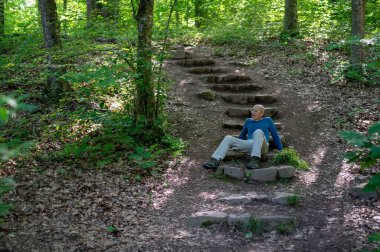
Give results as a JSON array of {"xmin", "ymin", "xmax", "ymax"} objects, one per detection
[{"xmin": 271, "ymin": 148, "xmax": 309, "ymax": 170}]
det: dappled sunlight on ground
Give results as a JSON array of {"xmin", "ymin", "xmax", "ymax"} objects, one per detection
[
  {"xmin": 299, "ymin": 147, "xmax": 327, "ymax": 186},
  {"xmin": 299, "ymin": 170, "xmax": 319, "ymax": 186},
  {"xmin": 152, "ymin": 156, "xmax": 195, "ymax": 210},
  {"xmin": 334, "ymin": 160, "xmax": 356, "ymax": 189}
]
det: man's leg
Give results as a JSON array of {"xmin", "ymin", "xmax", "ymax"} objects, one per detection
[
  {"xmin": 212, "ymin": 135, "xmax": 253, "ymax": 160},
  {"xmin": 247, "ymin": 130, "xmax": 268, "ymax": 169},
  {"xmin": 250, "ymin": 129, "xmax": 268, "ymax": 158}
]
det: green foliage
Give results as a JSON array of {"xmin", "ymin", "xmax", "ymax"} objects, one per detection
[
  {"xmin": 368, "ymin": 233, "xmax": 380, "ymax": 243},
  {"xmin": 276, "ymin": 222, "xmax": 296, "ymax": 235},
  {"xmin": 287, "ymin": 195, "xmax": 301, "ymax": 206},
  {"xmin": 106, "ymin": 225, "xmax": 118, "ymax": 234},
  {"xmin": 271, "ymin": 148, "xmax": 309, "ymax": 171},
  {"xmin": 340, "ymin": 123, "xmax": 380, "ymax": 169},
  {"xmin": 244, "ymin": 217, "xmax": 264, "ymax": 237}
]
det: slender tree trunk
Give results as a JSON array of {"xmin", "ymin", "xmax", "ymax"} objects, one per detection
[
  {"xmin": 194, "ymin": 0, "xmax": 202, "ymax": 28},
  {"xmin": 283, "ymin": 0, "xmax": 299, "ymax": 37},
  {"xmin": 134, "ymin": 0, "xmax": 155, "ymax": 125},
  {"xmin": 351, "ymin": 0, "xmax": 365, "ymax": 71},
  {"xmin": 38, "ymin": 0, "xmax": 64, "ymax": 100},
  {"xmin": 38, "ymin": 0, "xmax": 61, "ymax": 48},
  {"xmin": 0, "ymin": 0, "xmax": 4, "ymax": 36},
  {"xmin": 86, "ymin": 0, "xmax": 97, "ymax": 27},
  {"xmin": 101, "ymin": 0, "xmax": 120, "ymax": 20}
]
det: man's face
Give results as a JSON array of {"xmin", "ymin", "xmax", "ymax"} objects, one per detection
[{"xmin": 251, "ymin": 107, "xmax": 264, "ymax": 120}]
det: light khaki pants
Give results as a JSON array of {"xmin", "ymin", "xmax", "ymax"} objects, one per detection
[{"xmin": 211, "ymin": 130, "xmax": 269, "ymax": 160}]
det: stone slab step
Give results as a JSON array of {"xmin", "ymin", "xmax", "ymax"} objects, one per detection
[
  {"xmin": 187, "ymin": 211, "xmax": 298, "ymax": 232},
  {"xmin": 176, "ymin": 58, "xmax": 216, "ymax": 67},
  {"xmin": 211, "ymin": 84, "xmax": 263, "ymax": 92},
  {"xmin": 170, "ymin": 50, "xmax": 193, "ymax": 59},
  {"xmin": 222, "ymin": 94, "xmax": 277, "ymax": 105},
  {"xmin": 223, "ymin": 121, "xmax": 283, "ymax": 130},
  {"xmin": 226, "ymin": 107, "xmax": 278, "ymax": 118},
  {"xmin": 207, "ymin": 74, "xmax": 251, "ymax": 83},
  {"xmin": 186, "ymin": 211, "xmax": 228, "ymax": 228},
  {"xmin": 187, "ymin": 67, "xmax": 229, "ymax": 74},
  {"xmin": 218, "ymin": 165, "xmax": 296, "ymax": 182}
]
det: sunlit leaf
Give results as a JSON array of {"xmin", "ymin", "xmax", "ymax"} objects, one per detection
[
  {"xmin": 363, "ymin": 173, "xmax": 380, "ymax": 192},
  {"xmin": 368, "ymin": 232, "xmax": 380, "ymax": 242},
  {"xmin": 340, "ymin": 131, "xmax": 369, "ymax": 147}
]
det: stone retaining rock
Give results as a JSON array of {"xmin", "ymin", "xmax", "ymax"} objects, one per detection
[
  {"xmin": 249, "ymin": 193, "xmax": 270, "ymax": 202},
  {"xmin": 256, "ymin": 215, "xmax": 298, "ymax": 232},
  {"xmin": 176, "ymin": 59, "xmax": 215, "ymax": 67},
  {"xmin": 218, "ymin": 194, "xmax": 251, "ymax": 205},
  {"xmin": 211, "ymin": 84, "xmax": 263, "ymax": 92},
  {"xmin": 250, "ymin": 167, "xmax": 277, "ymax": 182},
  {"xmin": 277, "ymin": 166, "xmax": 296, "ymax": 178},
  {"xmin": 221, "ymin": 165, "xmax": 295, "ymax": 181},
  {"xmin": 207, "ymin": 74, "xmax": 251, "ymax": 83},
  {"xmin": 227, "ymin": 213, "xmax": 251, "ymax": 226},
  {"xmin": 271, "ymin": 192, "xmax": 300, "ymax": 205},
  {"xmin": 223, "ymin": 165, "xmax": 245, "ymax": 179},
  {"xmin": 197, "ymin": 90, "xmax": 216, "ymax": 101},
  {"xmin": 186, "ymin": 211, "xmax": 228, "ymax": 228},
  {"xmin": 348, "ymin": 183, "xmax": 379, "ymax": 201},
  {"xmin": 226, "ymin": 107, "xmax": 278, "ymax": 118}
]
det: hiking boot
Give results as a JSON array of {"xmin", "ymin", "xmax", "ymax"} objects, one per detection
[
  {"xmin": 246, "ymin": 157, "xmax": 260, "ymax": 170},
  {"xmin": 203, "ymin": 158, "xmax": 220, "ymax": 170}
]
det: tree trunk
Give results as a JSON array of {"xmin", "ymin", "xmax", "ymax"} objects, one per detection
[
  {"xmin": 86, "ymin": 0, "xmax": 97, "ymax": 27},
  {"xmin": 0, "ymin": 0, "xmax": 4, "ymax": 36},
  {"xmin": 283, "ymin": 0, "xmax": 299, "ymax": 37},
  {"xmin": 63, "ymin": 0, "xmax": 67, "ymax": 11},
  {"xmin": 101, "ymin": 0, "xmax": 120, "ymax": 20},
  {"xmin": 38, "ymin": 0, "xmax": 61, "ymax": 48},
  {"xmin": 351, "ymin": 0, "xmax": 365, "ymax": 71},
  {"xmin": 38, "ymin": 0, "xmax": 64, "ymax": 100},
  {"xmin": 134, "ymin": 0, "xmax": 155, "ymax": 125},
  {"xmin": 194, "ymin": 0, "xmax": 202, "ymax": 28}
]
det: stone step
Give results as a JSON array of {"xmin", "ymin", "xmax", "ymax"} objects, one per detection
[
  {"xmin": 207, "ymin": 74, "xmax": 251, "ymax": 83},
  {"xmin": 187, "ymin": 211, "xmax": 298, "ymax": 233},
  {"xmin": 170, "ymin": 49, "xmax": 193, "ymax": 59},
  {"xmin": 211, "ymin": 83, "xmax": 263, "ymax": 92},
  {"xmin": 221, "ymin": 94, "xmax": 277, "ymax": 105},
  {"xmin": 226, "ymin": 107, "xmax": 278, "ymax": 118},
  {"xmin": 176, "ymin": 58, "xmax": 216, "ymax": 67},
  {"xmin": 218, "ymin": 165, "xmax": 296, "ymax": 182},
  {"xmin": 223, "ymin": 121, "xmax": 283, "ymax": 130},
  {"xmin": 187, "ymin": 67, "xmax": 229, "ymax": 74}
]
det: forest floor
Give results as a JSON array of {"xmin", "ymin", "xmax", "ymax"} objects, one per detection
[{"xmin": 1, "ymin": 41, "xmax": 380, "ymax": 251}]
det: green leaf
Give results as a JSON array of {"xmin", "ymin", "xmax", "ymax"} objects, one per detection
[
  {"xmin": 363, "ymin": 173, "xmax": 380, "ymax": 192},
  {"xmin": 106, "ymin": 225, "xmax": 118, "ymax": 233},
  {"xmin": 368, "ymin": 123, "xmax": 380, "ymax": 136},
  {"xmin": 344, "ymin": 151, "xmax": 359, "ymax": 162},
  {"xmin": 245, "ymin": 231, "xmax": 253, "ymax": 239},
  {"xmin": 370, "ymin": 145, "xmax": 380, "ymax": 159},
  {"xmin": 368, "ymin": 232, "xmax": 380, "ymax": 242},
  {"xmin": 340, "ymin": 131, "xmax": 369, "ymax": 147},
  {"xmin": 0, "ymin": 108, "xmax": 7, "ymax": 122},
  {"xmin": 0, "ymin": 203, "xmax": 12, "ymax": 216}
]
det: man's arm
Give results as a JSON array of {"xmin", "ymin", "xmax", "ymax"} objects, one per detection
[
  {"xmin": 239, "ymin": 119, "xmax": 248, "ymax": 140},
  {"xmin": 268, "ymin": 119, "xmax": 283, "ymax": 150}
]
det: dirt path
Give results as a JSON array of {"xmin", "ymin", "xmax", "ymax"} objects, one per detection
[
  {"xmin": 2, "ymin": 44, "xmax": 379, "ymax": 252},
  {"xmin": 152, "ymin": 45, "xmax": 380, "ymax": 251}
]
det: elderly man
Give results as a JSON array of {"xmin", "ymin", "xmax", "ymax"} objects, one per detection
[{"xmin": 203, "ymin": 104, "xmax": 283, "ymax": 170}]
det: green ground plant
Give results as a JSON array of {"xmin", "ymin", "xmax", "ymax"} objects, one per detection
[
  {"xmin": 244, "ymin": 217, "xmax": 264, "ymax": 238},
  {"xmin": 340, "ymin": 122, "xmax": 380, "ymax": 249},
  {"xmin": 271, "ymin": 148, "xmax": 309, "ymax": 170},
  {"xmin": 276, "ymin": 222, "xmax": 296, "ymax": 235},
  {"xmin": 287, "ymin": 195, "xmax": 301, "ymax": 206}
]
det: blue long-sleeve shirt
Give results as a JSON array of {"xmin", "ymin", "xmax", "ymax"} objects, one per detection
[{"xmin": 238, "ymin": 117, "xmax": 283, "ymax": 150}]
